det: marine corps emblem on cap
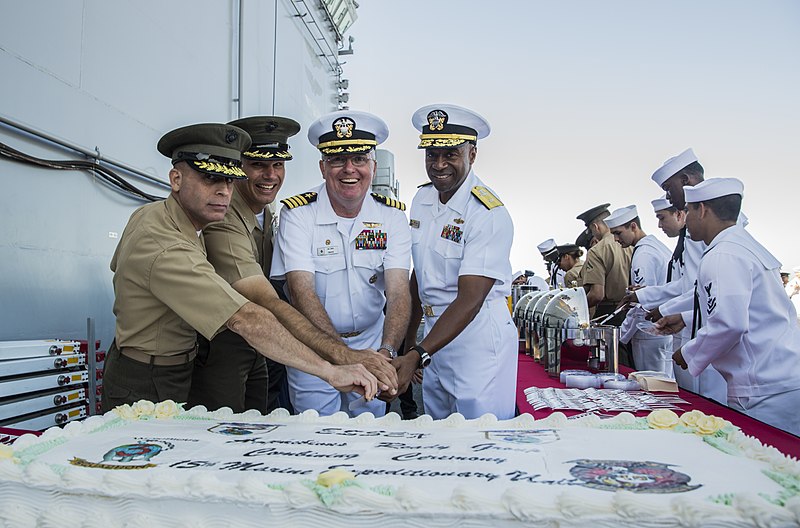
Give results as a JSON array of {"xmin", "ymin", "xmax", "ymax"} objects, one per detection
[
  {"xmin": 333, "ymin": 117, "xmax": 355, "ymax": 139},
  {"xmin": 427, "ymin": 110, "xmax": 447, "ymax": 131}
]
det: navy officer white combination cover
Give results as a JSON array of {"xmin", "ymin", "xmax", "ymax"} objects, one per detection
[
  {"xmin": 412, "ymin": 103, "xmax": 490, "ymax": 149},
  {"xmin": 409, "ymin": 103, "xmax": 517, "ymax": 421},
  {"xmin": 307, "ymin": 110, "xmax": 389, "ymax": 155}
]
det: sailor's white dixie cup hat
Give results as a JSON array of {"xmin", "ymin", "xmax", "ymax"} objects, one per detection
[
  {"xmin": 684, "ymin": 177, "xmax": 744, "ymax": 203},
  {"xmin": 412, "ymin": 103, "xmax": 490, "ymax": 149},
  {"xmin": 651, "ymin": 194, "xmax": 672, "ymax": 213},
  {"xmin": 308, "ymin": 110, "xmax": 389, "ymax": 155},
  {"xmin": 537, "ymin": 238, "xmax": 559, "ymax": 261},
  {"xmin": 604, "ymin": 205, "xmax": 639, "ymax": 229},
  {"xmin": 651, "ymin": 148, "xmax": 698, "ymax": 186}
]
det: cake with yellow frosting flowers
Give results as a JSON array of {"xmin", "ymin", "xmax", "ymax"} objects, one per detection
[{"xmin": 1, "ymin": 401, "xmax": 798, "ymax": 527}]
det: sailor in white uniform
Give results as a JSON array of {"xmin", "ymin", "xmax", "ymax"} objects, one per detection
[
  {"xmin": 621, "ymin": 149, "xmax": 727, "ymax": 402},
  {"xmin": 538, "ymin": 238, "xmax": 565, "ymax": 288},
  {"xmin": 271, "ymin": 110, "xmax": 411, "ymax": 417},
  {"xmin": 605, "ymin": 205, "xmax": 673, "ymax": 376},
  {"xmin": 659, "ymin": 178, "xmax": 800, "ymax": 436},
  {"xmin": 403, "ymin": 104, "xmax": 517, "ymax": 420}
]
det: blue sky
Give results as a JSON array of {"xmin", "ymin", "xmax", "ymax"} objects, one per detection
[{"xmin": 344, "ymin": 1, "xmax": 800, "ymax": 275}]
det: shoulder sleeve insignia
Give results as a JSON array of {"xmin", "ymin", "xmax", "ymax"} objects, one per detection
[
  {"xmin": 371, "ymin": 193, "xmax": 406, "ymax": 211},
  {"xmin": 280, "ymin": 192, "xmax": 317, "ymax": 209},
  {"xmin": 471, "ymin": 186, "xmax": 504, "ymax": 209},
  {"xmin": 417, "ymin": 181, "xmax": 433, "ymax": 188}
]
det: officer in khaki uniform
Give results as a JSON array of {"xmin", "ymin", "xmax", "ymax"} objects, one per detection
[
  {"xmin": 102, "ymin": 123, "xmax": 380, "ymax": 411},
  {"xmin": 188, "ymin": 116, "xmax": 299, "ymax": 413},
  {"xmin": 577, "ymin": 203, "xmax": 634, "ymax": 367},
  {"xmin": 577, "ymin": 203, "xmax": 633, "ymax": 323}
]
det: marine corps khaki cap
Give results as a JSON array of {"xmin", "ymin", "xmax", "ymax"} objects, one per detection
[
  {"xmin": 158, "ymin": 123, "xmax": 251, "ymax": 179},
  {"xmin": 228, "ymin": 116, "xmax": 301, "ymax": 161},
  {"xmin": 576, "ymin": 203, "xmax": 611, "ymax": 226}
]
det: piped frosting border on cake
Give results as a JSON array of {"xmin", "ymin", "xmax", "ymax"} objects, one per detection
[{"xmin": 2, "ymin": 402, "xmax": 799, "ymax": 528}]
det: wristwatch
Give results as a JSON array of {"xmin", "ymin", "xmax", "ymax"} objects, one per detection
[
  {"xmin": 377, "ymin": 344, "xmax": 397, "ymax": 359},
  {"xmin": 410, "ymin": 345, "xmax": 432, "ymax": 369}
]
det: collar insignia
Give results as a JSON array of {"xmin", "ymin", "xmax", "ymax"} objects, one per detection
[{"xmin": 333, "ymin": 117, "xmax": 355, "ymax": 139}]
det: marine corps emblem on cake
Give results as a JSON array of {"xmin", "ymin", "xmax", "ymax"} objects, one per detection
[
  {"xmin": 70, "ymin": 441, "xmax": 174, "ymax": 470},
  {"xmin": 427, "ymin": 110, "xmax": 447, "ymax": 131},
  {"xmin": 333, "ymin": 117, "xmax": 355, "ymax": 139},
  {"xmin": 568, "ymin": 459, "xmax": 701, "ymax": 493}
]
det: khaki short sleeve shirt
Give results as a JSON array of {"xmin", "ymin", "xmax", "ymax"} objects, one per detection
[
  {"xmin": 564, "ymin": 262, "xmax": 583, "ymax": 287},
  {"xmin": 111, "ymin": 195, "xmax": 248, "ymax": 355},
  {"xmin": 580, "ymin": 232, "xmax": 632, "ymax": 303},
  {"xmin": 203, "ymin": 188, "xmax": 264, "ymax": 285}
]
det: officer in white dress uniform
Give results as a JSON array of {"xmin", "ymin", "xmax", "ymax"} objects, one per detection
[
  {"xmin": 403, "ymin": 104, "xmax": 517, "ymax": 420},
  {"xmin": 621, "ymin": 149, "xmax": 728, "ymax": 402},
  {"xmin": 605, "ymin": 205, "xmax": 673, "ymax": 376},
  {"xmin": 271, "ymin": 110, "xmax": 412, "ymax": 417},
  {"xmin": 538, "ymin": 238, "xmax": 565, "ymax": 288},
  {"xmin": 659, "ymin": 178, "xmax": 800, "ymax": 436}
]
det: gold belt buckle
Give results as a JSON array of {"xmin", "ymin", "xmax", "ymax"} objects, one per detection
[
  {"xmin": 339, "ymin": 330, "xmax": 362, "ymax": 338},
  {"xmin": 423, "ymin": 305, "xmax": 435, "ymax": 317}
]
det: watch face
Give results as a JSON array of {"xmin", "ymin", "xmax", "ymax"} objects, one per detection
[{"xmin": 419, "ymin": 352, "xmax": 432, "ymax": 368}]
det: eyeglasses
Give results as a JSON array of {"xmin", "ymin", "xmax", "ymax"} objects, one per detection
[{"xmin": 323, "ymin": 154, "xmax": 372, "ymax": 168}]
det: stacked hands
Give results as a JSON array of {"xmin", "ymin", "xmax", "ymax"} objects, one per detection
[
  {"xmin": 329, "ymin": 347, "xmax": 420, "ymax": 403},
  {"xmin": 617, "ymin": 286, "xmax": 688, "ymax": 371}
]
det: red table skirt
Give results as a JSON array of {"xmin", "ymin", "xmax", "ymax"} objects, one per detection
[{"xmin": 516, "ymin": 352, "xmax": 800, "ymax": 459}]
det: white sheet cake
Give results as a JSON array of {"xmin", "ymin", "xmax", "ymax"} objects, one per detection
[{"xmin": 1, "ymin": 401, "xmax": 798, "ymax": 527}]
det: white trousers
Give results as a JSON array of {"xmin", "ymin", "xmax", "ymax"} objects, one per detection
[
  {"xmin": 422, "ymin": 299, "xmax": 518, "ymax": 420},
  {"xmin": 672, "ymin": 332, "xmax": 728, "ymax": 404},
  {"xmin": 287, "ymin": 316, "xmax": 386, "ymax": 417},
  {"xmin": 730, "ymin": 388, "xmax": 800, "ymax": 436}
]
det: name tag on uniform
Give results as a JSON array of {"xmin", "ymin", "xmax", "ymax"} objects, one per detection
[
  {"xmin": 316, "ymin": 246, "xmax": 339, "ymax": 256},
  {"xmin": 355, "ymin": 229, "xmax": 387, "ymax": 250},
  {"xmin": 410, "ymin": 219, "xmax": 420, "ymax": 229},
  {"xmin": 441, "ymin": 224, "xmax": 463, "ymax": 243}
]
